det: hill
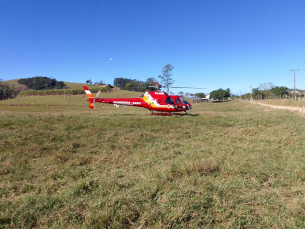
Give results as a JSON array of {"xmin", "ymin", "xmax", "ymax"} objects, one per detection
[
  {"xmin": 0, "ymin": 87, "xmax": 143, "ymax": 107},
  {"xmin": 3, "ymin": 79, "xmax": 90, "ymax": 91},
  {"xmin": 2, "ymin": 79, "xmax": 119, "ymax": 99},
  {"xmin": 2, "ymin": 79, "xmax": 28, "ymax": 91}
]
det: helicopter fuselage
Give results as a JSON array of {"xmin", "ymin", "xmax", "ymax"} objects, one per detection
[{"xmin": 83, "ymin": 86, "xmax": 192, "ymax": 114}]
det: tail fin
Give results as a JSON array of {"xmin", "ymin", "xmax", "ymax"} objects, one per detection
[
  {"xmin": 83, "ymin": 86, "xmax": 95, "ymax": 109},
  {"xmin": 83, "ymin": 86, "xmax": 94, "ymax": 99}
]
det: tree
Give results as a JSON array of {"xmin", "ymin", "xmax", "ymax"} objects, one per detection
[
  {"xmin": 86, "ymin": 79, "xmax": 92, "ymax": 84},
  {"xmin": 125, "ymin": 82, "xmax": 133, "ymax": 91},
  {"xmin": 135, "ymin": 81, "xmax": 144, "ymax": 91},
  {"xmin": 158, "ymin": 64, "xmax": 174, "ymax": 93},
  {"xmin": 18, "ymin": 76, "xmax": 66, "ymax": 90},
  {"xmin": 209, "ymin": 88, "xmax": 230, "ymax": 101},
  {"xmin": 113, "ymin": 77, "xmax": 132, "ymax": 89},
  {"xmin": 195, "ymin": 92, "xmax": 205, "ymax": 98},
  {"xmin": 271, "ymin": 86, "xmax": 289, "ymax": 97},
  {"xmin": 252, "ymin": 87, "xmax": 261, "ymax": 99},
  {"xmin": 145, "ymin": 77, "xmax": 155, "ymax": 86},
  {"xmin": 55, "ymin": 81, "xmax": 65, "ymax": 89},
  {"xmin": 0, "ymin": 80, "xmax": 15, "ymax": 100}
]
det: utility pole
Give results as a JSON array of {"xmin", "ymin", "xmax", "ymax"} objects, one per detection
[
  {"xmin": 245, "ymin": 89, "xmax": 246, "ymax": 100},
  {"xmin": 260, "ymin": 83, "xmax": 263, "ymax": 100},
  {"xmin": 250, "ymin": 86, "xmax": 252, "ymax": 100},
  {"xmin": 64, "ymin": 87, "xmax": 66, "ymax": 106},
  {"xmin": 64, "ymin": 86, "xmax": 68, "ymax": 106},
  {"xmin": 290, "ymin": 69, "xmax": 299, "ymax": 100}
]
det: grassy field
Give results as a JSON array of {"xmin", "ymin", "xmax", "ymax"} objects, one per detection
[{"xmin": 1, "ymin": 99, "xmax": 305, "ymax": 228}]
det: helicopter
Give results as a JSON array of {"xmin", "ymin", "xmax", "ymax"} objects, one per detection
[{"xmin": 83, "ymin": 85, "xmax": 204, "ymax": 116}]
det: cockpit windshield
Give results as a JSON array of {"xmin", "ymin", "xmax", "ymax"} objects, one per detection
[{"xmin": 180, "ymin": 98, "xmax": 189, "ymax": 105}]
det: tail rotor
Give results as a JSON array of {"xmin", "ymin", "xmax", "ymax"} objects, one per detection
[
  {"xmin": 93, "ymin": 90, "xmax": 101, "ymax": 109},
  {"xmin": 83, "ymin": 86, "xmax": 101, "ymax": 109}
]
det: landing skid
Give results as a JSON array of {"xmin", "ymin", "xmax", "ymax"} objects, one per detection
[{"xmin": 150, "ymin": 110, "xmax": 181, "ymax": 116}]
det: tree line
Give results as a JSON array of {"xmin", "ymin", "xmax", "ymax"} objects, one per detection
[
  {"xmin": 209, "ymin": 85, "xmax": 292, "ymax": 101},
  {"xmin": 251, "ymin": 85, "xmax": 289, "ymax": 99},
  {"xmin": 113, "ymin": 77, "xmax": 156, "ymax": 91}
]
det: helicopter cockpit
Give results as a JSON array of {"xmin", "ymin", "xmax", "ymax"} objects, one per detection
[
  {"xmin": 180, "ymin": 97, "xmax": 190, "ymax": 105},
  {"xmin": 174, "ymin": 97, "xmax": 182, "ymax": 105},
  {"xmin": 169, "ymin": 95, "xmax": 185, "ymax": 105}
]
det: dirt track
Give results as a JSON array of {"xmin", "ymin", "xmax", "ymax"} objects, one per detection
[{"xmin": 251, "ymin": 101, "xmax": 305, "ymax": 114}]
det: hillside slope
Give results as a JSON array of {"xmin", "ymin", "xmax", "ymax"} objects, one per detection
[
  {"xmin": 0, "ymin": 87, "xmax": 143, "ymax": 106},
  {"xmin": 3, "ymin": 79, "xmax": 91, "ymax": 90}
]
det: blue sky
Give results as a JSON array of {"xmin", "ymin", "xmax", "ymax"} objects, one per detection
[{"xmin": 1, "ymin": 0, "xmax": 304, "ymax": 95}]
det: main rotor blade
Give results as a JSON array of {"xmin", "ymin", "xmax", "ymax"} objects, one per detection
[
  {"xmin": 170, "ymin": 87, "xmax": 205, "ymax": 89},
  {"xmin": 95, "ymin": 90, "xmax": 101, "ymax": 99},
  {"xmin": 146, "ymin": 85, "xmax": 160, "ymax": 88}
]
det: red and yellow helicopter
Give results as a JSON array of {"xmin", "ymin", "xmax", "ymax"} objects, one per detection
[{"xmin": 83, "ymin": 85, "xmax": 203, "ymax": 115}]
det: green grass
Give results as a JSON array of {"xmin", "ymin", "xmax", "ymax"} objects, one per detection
[{"xmin": 1, "ymin": 101, "xmax": 305, "ymax": 228}]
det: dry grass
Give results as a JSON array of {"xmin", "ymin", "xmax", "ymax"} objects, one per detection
[
  {"xmin": 1, "ymin": 100, "xmax": 305, "ymax": 228},
  {"xmin": 255, "ymin": 98, "xmax": 305, "ymax": 107}
]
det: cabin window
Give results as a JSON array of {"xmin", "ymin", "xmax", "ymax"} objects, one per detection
[{"xmin": 166, "ymin": 98, "xmax": 174, "ymax": 104}]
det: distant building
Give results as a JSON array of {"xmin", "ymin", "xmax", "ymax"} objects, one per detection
[{"xmin": 191, "ymin": 98, "xmax": 209, "ymax": 103}]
